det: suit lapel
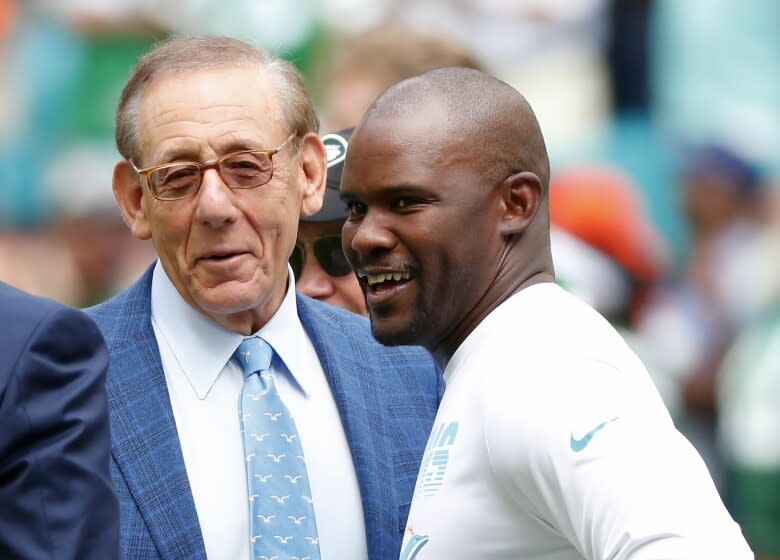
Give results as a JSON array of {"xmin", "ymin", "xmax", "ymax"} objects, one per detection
[
  {"xmin": 105, "ymin": 272, "xmax": 207, "ymax": 560},
  {"xmin": 297, "ymin": 296, "xmax": 396, "ymax": 557}
]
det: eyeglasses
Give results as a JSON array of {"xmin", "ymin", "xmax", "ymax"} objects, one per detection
[
  {"xmin": 130, "ymin": 132, "xmax": 297, "ymax": 201},
  {"xmin": 290, "ymin": 235, "xmax": 353, "ymax": 279}
]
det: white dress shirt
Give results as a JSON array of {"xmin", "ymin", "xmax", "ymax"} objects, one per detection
[{"xmin": 150, "ymin": 261, "xmax": 367, "ymax": 560}]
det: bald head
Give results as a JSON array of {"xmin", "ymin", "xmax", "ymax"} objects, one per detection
[
  {"xmin": 363, "ymin": 67, "xmax": 550, "ymax": 190},
  {"xmin": 341, "ymin": 67, "xmax": 555, "ymax": 360}
]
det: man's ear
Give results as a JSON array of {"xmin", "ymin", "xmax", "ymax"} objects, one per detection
[
  {"xmin": 297, "ymin": 132, "xmax": 327, "ymax": 217},
  {"xmin": 498, "ymin": 171, "xmax": 544, "ymax": 236},
  {"xmin": 113, "ymin": 160, "xmax": 152, "ymax": 240}
]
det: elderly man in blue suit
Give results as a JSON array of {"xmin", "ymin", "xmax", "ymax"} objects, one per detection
[
  {"xmin": 0, "ymin": 282, "xmax": 119, "ymax": 559},
  {"xmin": 86, "ymin": 36, "xmax": 441, "ymax": 560}
]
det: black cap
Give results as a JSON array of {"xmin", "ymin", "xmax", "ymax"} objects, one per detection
[{"xmin": 303, "ymin": 127, "xmax": 354, "ymax": 223}]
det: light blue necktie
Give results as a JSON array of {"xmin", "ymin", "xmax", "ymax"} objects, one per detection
[{"xmin": 235, "ymin": 336, "xmax": 321, "ymax": 559}]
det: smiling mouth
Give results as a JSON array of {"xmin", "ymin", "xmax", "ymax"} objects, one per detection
[
  {"xmin": 360, "ymin": 271, "xmax": 413, "ymax": 294},
  {"xmin": 365, "ymin": 272, "xmax": 412, "ymax": 285}
]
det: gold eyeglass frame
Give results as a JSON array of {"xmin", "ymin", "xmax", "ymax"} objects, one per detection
[{"xmin": 130, "ymin": 132, "xmax": 298, "ymax": 201}]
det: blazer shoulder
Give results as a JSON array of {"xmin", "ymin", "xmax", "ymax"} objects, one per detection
[
  {"xmin": 0, "ymin": 281, "xmax": 72, "ymax": 325},
  {"xmin": 0, "ymin": 282, "xmax": 105, "ymax": 388},
  {"xmin": 0, "ymin": 282, "xmax": 101, "ymax": 347},
  {"xmin": 84, "ymin": 266, "xmax": 154, "ymax": 348}
]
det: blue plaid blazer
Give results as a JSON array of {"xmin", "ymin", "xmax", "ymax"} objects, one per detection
[{"xmin": 86, "ymin": 265, "xmax": 442, "ymax": 560}]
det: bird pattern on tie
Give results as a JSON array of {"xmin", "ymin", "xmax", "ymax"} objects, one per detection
[{"xmin": 236, "ymin": 337, "xmax": 321, "ymax": 560}]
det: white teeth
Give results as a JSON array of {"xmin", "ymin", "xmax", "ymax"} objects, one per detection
[{"xmin": 365, "ymin": 272, "xmax": 411, "ymax": 286}]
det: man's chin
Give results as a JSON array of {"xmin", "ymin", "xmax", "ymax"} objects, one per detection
[
  {"xmin": 191, "ymin": 281, "xmax": 266, "ymax": 318},
  {"xmin": 368, "ymin": 315, "xmax": 420, "ymax": 348}
]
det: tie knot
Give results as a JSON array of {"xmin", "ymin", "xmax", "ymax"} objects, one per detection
[{"xmin": 235, "ymin": 337, "xmax": 274, "ymax": 379}]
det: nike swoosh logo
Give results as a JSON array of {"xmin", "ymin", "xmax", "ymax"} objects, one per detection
[{"xmin": 570, "ymin": 416, "xmax": 619, "ymax": 452}]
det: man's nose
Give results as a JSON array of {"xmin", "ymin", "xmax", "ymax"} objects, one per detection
[
  {"xmin": 194, "ymin": 169, "xmax": 240, "ymax": 227},
  {"xmin": 296, "ymin": 252, "xmax": 337, "ymax": 299},
  {"xmin": 347, "ymin": 212, "xmax": 397, "ymax": 256}
]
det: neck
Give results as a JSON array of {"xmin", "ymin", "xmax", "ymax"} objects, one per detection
[{"xmin": 431, "ymin": 257, "xmax": 554, "ymax": 369}]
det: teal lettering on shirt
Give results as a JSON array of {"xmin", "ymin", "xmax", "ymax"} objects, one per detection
[
  {"xmin": 415, "ymin": 421, "xmax": 458, "ymax": 496},
  {"xmin": 400, "ymin": 534, "xmax": 430, "ymax": 560}
]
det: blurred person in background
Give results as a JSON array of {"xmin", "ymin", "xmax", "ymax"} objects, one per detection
[
  {"xmin": 40, "ymin": 0, "xmax": 162, "ymax": 305},
  {"xmin": 42, "ymin": 144, "xmax": 157, "ymax": 307},
  {"xmin": 0, "ymin": 228, "xmax": 81, "ymax": 303},
  {"xmin": 387, "ymin": 0, "xmax": 611, "ymax": 156},
  {"xmin": 548, "ymin": 165, "xmax": 678, "ymax": 417},
  {"xmin": 291, "ymin": 127, "xmax": 367, "ymax": 316},
  {"xmin": 0, "ymin": 0, "xmax": 82, "ymax": 300},
  {"xmin": 0, "ymin": 0, "xmax": 13, "ymax": 38},
  {"xmin": 718, "ymin": 175, "xmax": 780, "ymax": 560},
  {"xmin": 647, "ymin": 0, "xmax": 780, "ymax": 271},
  {"xmin": 0, "ymin": 0, "xmax": 160, "ymax": 302},
  {"xmin": 639, "ymin": 144, "xmax": 766, "ymax": 489},
  {"xmin": 322, "ymin": 23, "xmax": 483, "ymax": 131}
]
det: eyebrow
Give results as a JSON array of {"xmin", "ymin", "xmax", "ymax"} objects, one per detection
[
  {"xmin": 153, "ymin": 144, "xmax": 263, "ymax": 166},
  {"xmin": 153, "ymin": 147, "xmax": 202, "ymax": 165},
  {"xmin": 151, "ymin": 132, "xmax": 275, "ymax": 166},
  {"xmin": 340, "ymin": 183, "xmax": 437, "ymax": 201},
  {"xmin": 216, "ymin": 132, "xmax": 273, "ymax": 153}
]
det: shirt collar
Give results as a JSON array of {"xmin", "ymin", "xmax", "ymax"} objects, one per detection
[
  {"xmin": 252, "ymin": 268, "xmax": 313, "ymax": 398},
  {"xmin": 150, "ymin": 260, "xmax": 312, "ymax": 399}
]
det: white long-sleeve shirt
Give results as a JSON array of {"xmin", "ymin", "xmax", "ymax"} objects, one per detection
[{"xmin": 401, "ymin": 283, "xmax": 752, "ymax": 559}]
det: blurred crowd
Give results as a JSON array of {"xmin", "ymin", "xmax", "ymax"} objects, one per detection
[{"xmin": 1, "ymin": 0, "xmax": 778, "ymax": 555}]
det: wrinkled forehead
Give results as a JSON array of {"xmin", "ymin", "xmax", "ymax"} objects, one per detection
[{"xmin": 136, "ymin": 66, "xmax": 286, "ymax": 158}]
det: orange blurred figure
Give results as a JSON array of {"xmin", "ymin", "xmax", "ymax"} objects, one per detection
[{"xmin": 550, "ymin": 165, "xmax": 666, "ymax": 322}]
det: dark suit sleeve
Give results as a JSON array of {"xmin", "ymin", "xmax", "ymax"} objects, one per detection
[{"xmin": 0, "ymin": 305, "xmax": 119, "ymax": 560}]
